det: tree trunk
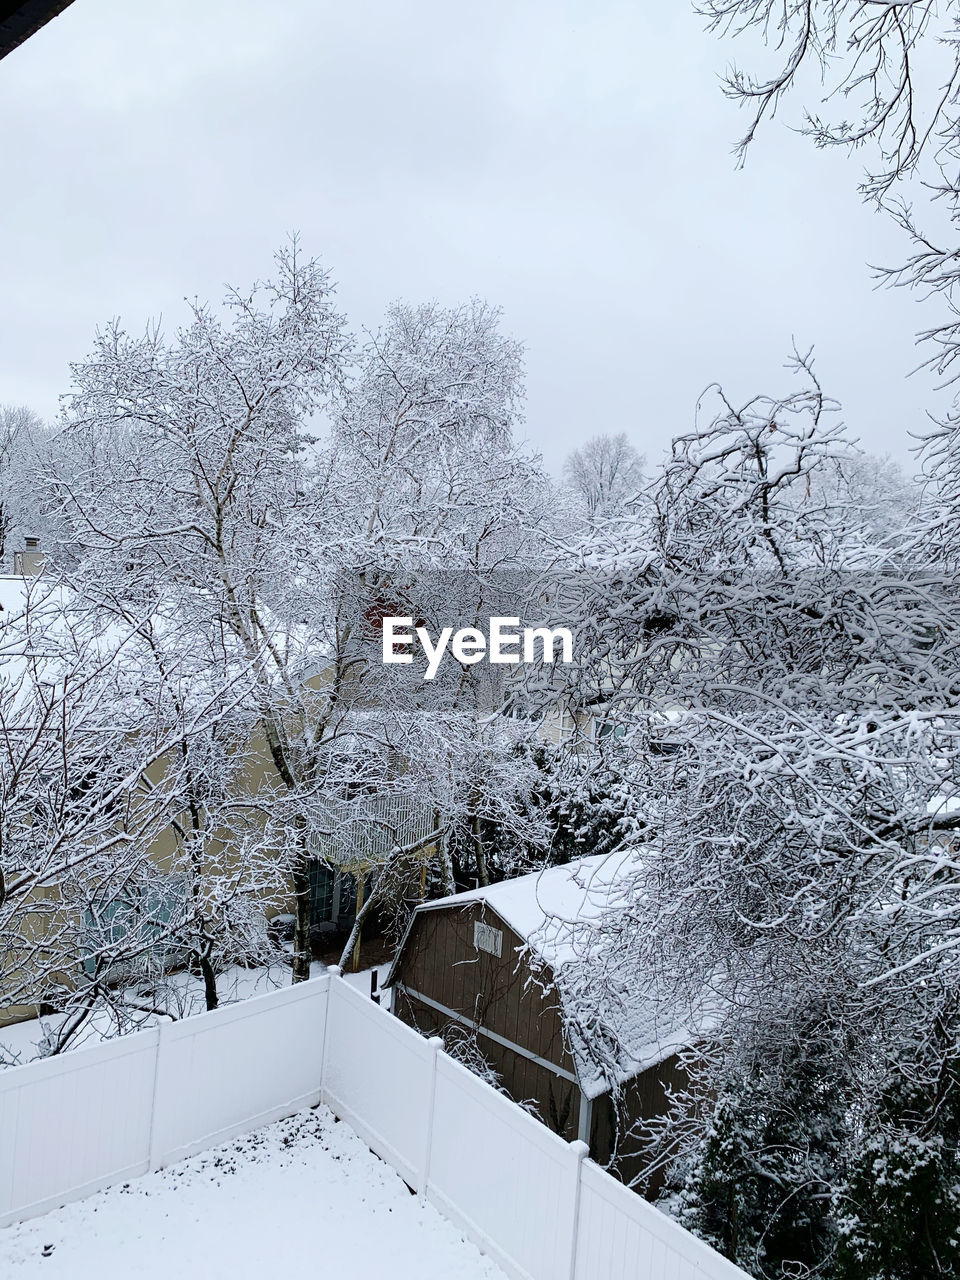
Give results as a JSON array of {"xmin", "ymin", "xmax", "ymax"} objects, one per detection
[
  {"xmin": 439, "ymin": 823, "xmax": 456, "ymax": 895},
  {"xmin": 351, "ymin": 873, "xmax": 365, "ymax": 972},
  {"xmin": 291, "ymin": 862, "xmax": 312, "ymax": 984},
  {"xmin": 473, "ymin": 809, "xmax": 489, "ymax": 887},
  {"xmin": 338, "ymin": 882, "xmax": 379, "ymax": 972},
  {"xmin": 198, "ymin": 942, "xmax": 219, "ymax": 1011}
]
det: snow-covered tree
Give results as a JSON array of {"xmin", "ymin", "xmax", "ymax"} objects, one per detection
[
  {"xmin": 543, "ymin": 353, "xmax": 960, "ymax": 1274},
  {"xmin": 0, "ymin": 404, "xmax": 53, "ymax": 568},
  {"xmin": 0, "ymin": 575, "xmax": 241, "ymax": 1052},
  {"xmin": 919, "ymin": 413, "xmax": 960, "ymax": 569},
  {"xmin": 562, "ymin": 432, "xmax": 645, "ymax": 522},
  {"xmin": 679, "ymin": 1002, "xmax": 853, "ymax": 1277},
  {"xmin": 316, "ymin": 295, "xmax": 555, "ymax": 932},
  {"xmin": 44, "ymin": 240, "xmax": 353, "ymax": 983},
  {"xmin": 695, "ymin": 0, "xmax": 960, "ymax": 561},
  {"xmin": 457, "ymin": 739, "xmax": 640, "ymax": 884},
  {"xmin": 41, "ymin": 254, "xmax": 556, "ymax": 989},
  {"xmin": 811, "ymin": 449, "xmax": 919, "ymax": 552}
]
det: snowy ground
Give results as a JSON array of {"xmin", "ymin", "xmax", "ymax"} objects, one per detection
[{"xmin": 0, "ymin": 1105, "xmax": 504, "ymax": 1280}]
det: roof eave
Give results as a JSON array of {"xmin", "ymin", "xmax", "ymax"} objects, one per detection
[{"xmin": 0, "ymin": 1, "xmax": 76, "ymax": 61}]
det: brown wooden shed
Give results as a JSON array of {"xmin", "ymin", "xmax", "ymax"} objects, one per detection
[{"xmin": 385, "ymin": 852, "xmax": 705, "ymax": 1193}]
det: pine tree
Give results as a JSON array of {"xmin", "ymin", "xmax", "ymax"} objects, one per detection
[
  {"xmin": 835, "ymin": 1035, "xmax": 960, "ymax": 1280},
  {"xmin": 678, "ymin": 1014, "xmax": 850, "ymax": 1279}
]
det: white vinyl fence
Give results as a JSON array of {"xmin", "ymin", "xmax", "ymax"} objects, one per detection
[
  {"xmin": 0, "ymin": 978, "xmax": 327, "ymax": 1228},
  {"xmin": 0, "ymin": 971, "xmax": 750, "ymax": 1280}
]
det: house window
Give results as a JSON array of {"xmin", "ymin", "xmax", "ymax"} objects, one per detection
[
  {"xmin": 309, "ymin": 861, "xmax": 336, "ymax": 925},
  {"xmin": 308, "ymin": 861, "xmax": 376, "ymax": 929},
  {"xmin": 82, "ymin": 873, "xmax": 188, "ymax": 977},
  {"xmin": 473, "ymin": 921, "xmax": 502, "ymax": 957}
]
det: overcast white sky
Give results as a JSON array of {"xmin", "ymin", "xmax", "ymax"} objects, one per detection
[{"xmin": 0, "ymin": 0, "xmax": 947, "ymax": 472}]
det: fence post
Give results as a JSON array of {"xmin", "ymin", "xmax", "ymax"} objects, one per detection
[
  {"xmin": 147, "ymin": 1022, "xmax": 168, "ymax": 1173},
  {"xmin": 318, "ymin": 965, "xmax": 341, "ymax": 1106},
  {"xmin": 566, "ymin": 1138, "xmax": 589, "ymax": 1280},
  {"xmin": 419, "ymin": 1035, "xmax": 444, "ymax": 1201}
]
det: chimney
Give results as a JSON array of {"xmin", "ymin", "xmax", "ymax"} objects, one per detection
[{"xmin": 14, "ymin": 537, "xmax": 46, "ymax": 577}]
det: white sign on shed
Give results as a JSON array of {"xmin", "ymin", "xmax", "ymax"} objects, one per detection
[{"xmin": 473, "ymin": 920, "xmax": 503, "ymax": 957}]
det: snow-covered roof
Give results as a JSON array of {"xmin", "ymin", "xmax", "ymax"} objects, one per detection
[
  {"xmin": 0, "ymin": 574, "xmax": 74, "ymax": 698},
  {"xmin": 0, "ymin": 572, "xmax": 259, "ymax": 722},
  {"xmin": 928, "ymin": 794, "xmax": 960, "ymax": 818},
  {"xmin": 0, "ymin": 573, "xmax": 50, "ymax": 614},
  {"xmin": 392, "ymin": 851, "xmax": 715, "ymax": 1099},
  {"xmin": 420, "ymin": 849, "xmax": 642, "ymax": 970}
]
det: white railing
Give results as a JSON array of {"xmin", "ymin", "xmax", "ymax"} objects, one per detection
[{"xmin": 0, "ymin": 972, "xmax": 750, "ymax": 1280}]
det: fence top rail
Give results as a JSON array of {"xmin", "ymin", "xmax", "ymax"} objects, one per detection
[
  {"xmin": 0, "ymin": 1022, "xmax": 161, "ymax": 1091},
  {"xmin": 161, "ymin": 972, "xmax": 331, "ymax": 1041},
  {"xmin": 0, "ymin": 973, "xmax": 332, "ymax": 1088}
]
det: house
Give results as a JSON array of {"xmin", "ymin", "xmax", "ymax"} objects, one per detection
[{"xmin": 386, "ymin": 850, "xmax": 710, "ymax": 1192}]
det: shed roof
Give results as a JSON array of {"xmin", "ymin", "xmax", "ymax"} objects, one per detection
[
  {"xmin": 389, "ymin": 851, "xmax": 715, "ymax": 1099},
  {"xmin": 416, "ymin": 848, "xmax": 641, "ymax": 970}
]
